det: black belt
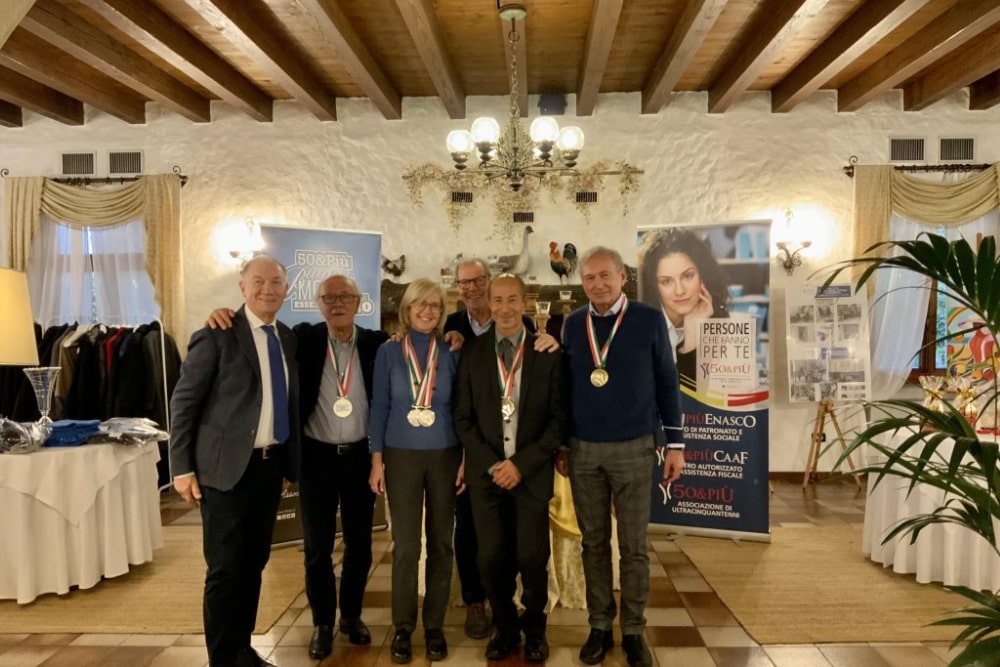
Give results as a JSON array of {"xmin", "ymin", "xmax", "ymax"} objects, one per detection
[
  {"xmin": 251, "ymin": 444, "xmax": 283, "ymax": 461},
  {"xmin": 307, "ymin": 436, "xmax": 368, "ymax": 454}
]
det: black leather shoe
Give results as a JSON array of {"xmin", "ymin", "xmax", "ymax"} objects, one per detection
[
  {"xmin": 238, "ymin": 647, "xmax": 278, "ymax": 667},
  {"xmin": 308, "ymin": 624, "xmax": 333, "ymax": 659},
  {"xmin": 391, "ymin": 629, "xmax": 412, "ymax": 664},
  {"xmin": 424, "ymin": 628, "xmax": 448, "ymax": 661},
  {"xmin": 621, "ymin": 634, "xmax": 652, "ymax": 667},
  {"xmin": 524, "ymin": 633, "xmax": 549, "ymax": 662},
  {"xmin": 339, "ymin": 618, "xmax": 372, "ymax": 645},
  {"xmin": 485, "ymin": 629, "xmax": 520, "ymax": 660},
  {"xmin": 579, "ymin": 628, "xmax": 613, "ymax": 665}
]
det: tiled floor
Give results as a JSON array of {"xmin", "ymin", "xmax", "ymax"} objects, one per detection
[{"xmin": 0, "ymin": 478, "xmax": 962, "ymax": 666}]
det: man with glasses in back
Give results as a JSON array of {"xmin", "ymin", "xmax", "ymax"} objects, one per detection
[{"xmin": 206, "ymin": 274, "xmax": 387, "ymax": 661}]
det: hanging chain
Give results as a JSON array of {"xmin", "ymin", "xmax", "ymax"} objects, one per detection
[{"xmin": 507, "ymin": 20, "xmax": 520, "ymax": 118}]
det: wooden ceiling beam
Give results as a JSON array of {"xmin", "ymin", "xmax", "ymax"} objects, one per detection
[
  {"xmin": 0, "ymin": 0, "xmax": 34, "ymax": 48},
  {"xmin": 76, "ymin": 0, "xmax": 272, "ymax": 122},
  {"xmin": 178, "ymin": 0, "xmax": 337, "ymax": 121},
  {"xmin": 0, "ymin": 63, "xmax": 82, "ymax": 124},
  {"xmin": 576, "ymin": 0, "xmax": 624, "ymax": 116},
  {"xmin": 499, "ymin": 12, "xmax": 528, "ymax": 117},
  {"xmin": 0, "ymin": 28, "xmax": 146, "ymax": 124},
  {"xmin": 297, "ymin": 0, "xmax": 400, "ymax": 119},
  {"xmin": 393, "ymin": 0, "xmax": 464, "ymax": 119},
  {"xmin": 21, "ymin": 0, "xmax": 209, "ymax": 122},
  {"xmin": 0, "ymin": 99, "xmax": 22, "ymax": 127},
  {"xmin": 838, "ymin": 0, "xmax": 1000, "ymax": 112},
  {"xmin": 904, "ymin": 24, "xmax": 1000, "ymax": 110},
  {"xmin": 772, "ymin": 0, "xmax": 934, "ymax": 113},
  {"xmin": 709, "ymin": 0, "xmax": 829, "ymax": 114},
  {"xmin": 970, "ymin": 70, "xmax": 1000, "ymax": 109},
  {"xmin": 642, "ymin": 0, "xmax": 726, "ymax": 115}
]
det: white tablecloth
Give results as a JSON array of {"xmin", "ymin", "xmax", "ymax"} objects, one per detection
[
  {"xmin": 863, "ymin": 471, "xmax": 1000, "ymax": 591},
  {"xmin": 0, "ymin": 441, "xmax": 163, "ymax": 604}
]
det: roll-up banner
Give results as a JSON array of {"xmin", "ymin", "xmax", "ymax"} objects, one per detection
[{"xmin": 638, "ymin": 222, "xmax": 771, "ymax": 542}]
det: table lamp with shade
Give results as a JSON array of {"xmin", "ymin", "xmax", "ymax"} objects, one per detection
[{"xmin": 0, "ymin": 268, "xmax": 58, "ymax": 452}]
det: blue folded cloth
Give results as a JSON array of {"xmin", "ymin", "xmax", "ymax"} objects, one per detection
[{"xmin": 44, "ymin": 419, "xmax": 102, "ymax": 447}]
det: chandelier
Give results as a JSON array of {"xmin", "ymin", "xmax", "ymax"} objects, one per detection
[{"xmin": 445, "ymin": 3, "xmax": 584, "ymax": 192}]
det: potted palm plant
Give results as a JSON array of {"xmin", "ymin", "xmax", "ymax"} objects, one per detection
[{"xmin": 826, "ymin": 233, "xmax": 1000, "ymax": 666}]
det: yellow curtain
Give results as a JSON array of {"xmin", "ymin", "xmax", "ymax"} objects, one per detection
[
  {"xmin": 4, "ymin": 174, "xmax": 185, "ymax": 340},
  {"xmin": 852, "ymin": 163, "xmax": 1000, "ymax": 260}
]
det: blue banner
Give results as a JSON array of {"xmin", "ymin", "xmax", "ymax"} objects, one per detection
[
  {"xmin": 260, "ymin": 226, "xmax": 382, "ymax": 330},
  {"xmin": 637, "ymin": 222, "xmax": 771, "ymax": 540}
]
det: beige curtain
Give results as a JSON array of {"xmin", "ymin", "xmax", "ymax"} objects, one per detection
[
  {"xmin": 853, "ymin": 163, "xmax": 1000, "ymax": 259},
  {"xmin": 4, "ymin": 174, "xmax": 185, "ymax": 340}
]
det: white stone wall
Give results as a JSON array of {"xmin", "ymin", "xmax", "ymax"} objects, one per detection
[{"xmin": 2, "ymin": 90, "xmax": 998, "ymax": 471}]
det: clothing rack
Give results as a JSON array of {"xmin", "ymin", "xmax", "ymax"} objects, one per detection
[{"xmin": 45, "ymin": 314, "xmax": 171, "ymax": 432}]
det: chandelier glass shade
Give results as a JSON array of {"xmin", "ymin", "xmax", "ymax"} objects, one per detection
[{"xmin": 445, "ymin": 6, "xmax": 584, "ymax": 191}]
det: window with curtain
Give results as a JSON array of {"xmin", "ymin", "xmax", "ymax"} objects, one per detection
[
  {"xmin": 25, "ymin": 215, "xmax": 159, "ymax": 326},
  {"xmin": 869, "ymin": 211, "xmax": 1000, "ymax": 397}
]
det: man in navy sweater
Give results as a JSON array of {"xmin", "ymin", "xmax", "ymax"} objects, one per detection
[{"xmin": 558, "ymin": 247, "xmax": 685, "ymax": 667}]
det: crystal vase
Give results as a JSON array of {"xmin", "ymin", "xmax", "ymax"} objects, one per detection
[{"xmin": 23, "ymin": 366, "xmax": 61, "ymax": 424}]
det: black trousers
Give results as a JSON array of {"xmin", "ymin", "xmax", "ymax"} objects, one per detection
[
  {"xmin": 200, "ymin": 451, "xmax": 283, "ymax": 667},
  {"xmin": 455, "ymin": 489, "xmax": 486, "ymax": 604},
  {"xmin": 299, "ymin": 435, "xmax": 375, "ymax": 626},
  {"xmin": 469, "ymin": 483, "xmax": 550, "ymax": 636}
]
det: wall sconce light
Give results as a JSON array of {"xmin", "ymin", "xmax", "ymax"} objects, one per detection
[
  {"xmin": 775, "ymin": 239, "xmax": 812, "ymax": 275},
  {"xmin": 229, "ymin": 217, "xmax": 264, "ymax": 263}
]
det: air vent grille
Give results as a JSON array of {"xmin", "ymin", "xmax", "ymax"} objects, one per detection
[
  {"xmin": 451, "ymin": 191, "xmax": 473, "ymax": 203},
  {"xmin": 576, "ymin": 191, "xmax": 598, "ymax": 203},
  {"xmin": 940, "ymin": 138, "xmax": 974, "ymax": 161},
  {"xmin": 109, "ymin": 150, "xmax": 143, "ymax": 175},
  {"xmin": 61, "ymin": 152, "xmax": 95, "ymax": 176},
  {"xmin": 890, "ymin": 138, "xmax": 925, "ymax": 162},
  {"xmin": 513, "ymin": 212, "xmax": 534, "ymax": 223}
]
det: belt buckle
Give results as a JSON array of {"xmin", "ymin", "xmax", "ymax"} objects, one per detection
[
  {"xmin": 261, "ymin": 445, "xmax": 274, "ymax": 460},
  {"xmin": 336, "ymin": 443, "xmax": 353, "ymax": 455}
]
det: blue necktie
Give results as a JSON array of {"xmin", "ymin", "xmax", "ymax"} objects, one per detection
[{"xmin": 262, "ymin": 324, "xmax": 290, "ymax": 443}]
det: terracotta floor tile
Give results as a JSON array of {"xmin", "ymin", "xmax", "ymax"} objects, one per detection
[
  {"xmin": 0, "ymin": 646, "xmax": 59, "ymax": 667},
  {"xmin": 710, "ymin": 646, "xmax": 777, "ymax": 666},
  {"xmin": 18, "ymin": 634, "xmax": 79, "ymax": 646},
  {"xmin": 680, "ymin": 592, "xmax": 727, "ymax": 609},
  {"xmin": 644, "ymin": 626, "xmax": 705, "ymax": 647},
  {"xmin": 147, "ymin": 647, "xmax": 209, "ymax": 667},
  {"xmin": 0, "ymin": 635, "xmax": 28, "ymax": 647},
  {"xmin": 653, "ymin": 646, "xmax": 716, "ymax": 666},
  {"xmin": 646, "ymin": 588, "xmax": 684, "ymax": 607},
  {"xmin": 819, "ymin": 645, "xmax": 894, "ymax": 667},
  {"xmin": 644, "ymin": 608, "xmax": 694, "ymax": 627},
  {"xmin": 121, "ymin": 634, "xmax": 180, "ymax": 647},
  {"xmin": 871, "ymin": 645, "xmax": 947, "ymax": 666},
  {"xmin": 686, "ymin": 606, "xmax": 740, "ymax": 626},
  {"xmin": 171, "ymin": 635, "xmax": 206, "ymax": 647},
  {"xmin": 29, "ymin": 645, "xmax": 114, "ymax": 667},
  {"xmin": 699, "ymin": 627, "xmax": 758, "ymax": 648},
  {"xmin": 69, "ymin": 634, "xmax": 129, "ymax": 646},
  {"xmin": 764, "ymin": 645, "xmax": 834, "ymax": 666}
]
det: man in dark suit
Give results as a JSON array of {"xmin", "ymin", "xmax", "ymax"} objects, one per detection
[
  {"xmin": 454, "ymin": 273, "xmax": 569, "ymax": 662},
  {"xmin": 293, "ymin": 275, "xmax": 388, "ymax": 659},
  {"xmin": 205, "ymin": 274, "xmax": 391, "ymax": 660},
  {"xmin": 444, "ymin": 258, "xmax": 541, "ymax": 640},
  {"xmin": 169, "ymin": 255, "xmax": 301, "ymax": 667}
]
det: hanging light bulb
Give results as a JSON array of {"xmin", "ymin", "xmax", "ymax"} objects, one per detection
[
  {"xmin": 446, "ymin": 130, "xmax": 474, "ymax": 170},
  {"xmin": 556, "ymin": 126, "xmax": 584, "ymax": 167}
]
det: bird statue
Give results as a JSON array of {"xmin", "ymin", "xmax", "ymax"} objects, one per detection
[
  {"xmin": 381, "ymin": 254, "xmax": 406, "ymax": 280},
  {"xmin": 549, "ymin": 242, "xmax": 577, "ymax": 284},
  {"xmin": 496, "ymin": 225, "xmax": 534, "ymax": 276}
]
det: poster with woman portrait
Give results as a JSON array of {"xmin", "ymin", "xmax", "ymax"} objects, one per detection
[{"xmin": 637, "ymin": 222, "xmax": 771, "ymax": 541}]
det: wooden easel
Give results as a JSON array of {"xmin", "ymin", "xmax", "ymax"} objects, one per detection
[{"xmin": 803, "ymin": 398, "xmax": 862, "ymax": 489}]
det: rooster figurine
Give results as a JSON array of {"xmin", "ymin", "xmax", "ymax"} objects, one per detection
[
  {"xmin": 549, "ymin": 242, "xmax": 577, "ymax": 284},
  {"xmin": 381, "ymin": 254, "xmax": 406, "ymax": 281}
]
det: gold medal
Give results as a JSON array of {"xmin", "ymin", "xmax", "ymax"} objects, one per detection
[
  {"xmin": 501, "ymin": 397, "xmax": 516, "ymax": 422},
  {"xmin": 590, "ymin": 367, "xmax": 609, "ymax": 387},
  {"xmin": 333, "ymin": 397, "xmax": 353, "ymax": 418},
  {"xmin": 407, "ymin": 408, "xmax": 422, "ymax": 427},
  {"xmin": 418, "ymin": 408, "xmax": 436, "ymax": 427}
]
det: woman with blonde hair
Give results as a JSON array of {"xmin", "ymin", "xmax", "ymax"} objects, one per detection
[{"xmin": 369, "ymin": 278, "xmax": 463, "ymax": 664}]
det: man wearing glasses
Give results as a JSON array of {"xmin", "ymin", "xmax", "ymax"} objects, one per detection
[{"xmin": 206, "ymin": 275, "xmax": 387, "ymax": 660}]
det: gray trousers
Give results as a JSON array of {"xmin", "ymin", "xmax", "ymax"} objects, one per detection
[
  {"xmin": 569, "ymin": 434, "xmax": 655, "ymax": 635},
  {"xmin": 383, "ymin": 445, "xmax": 462, "ymax": 633}
]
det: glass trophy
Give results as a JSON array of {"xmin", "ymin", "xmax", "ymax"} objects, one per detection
[{"xmin": 23, "ymin": 366, "xmax": 61, "ymax": 424}]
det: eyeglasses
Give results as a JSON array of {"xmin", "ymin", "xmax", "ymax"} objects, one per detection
[
  {"xmin": 413, "ymin": 301, "xmax": 443, "ymax": 312},
  {"xmin": 320, "ymin": 293, "xmax": 359, "ymax": 305},
  {"xmin": 456, "ymin": 276, "xmax": 487, "ymax": 289}
]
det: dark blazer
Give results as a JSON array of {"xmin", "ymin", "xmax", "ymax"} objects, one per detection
[
  {"xmin": 293, "ymin": 321, "xmax": 388, "ymax": 423},
  {"xmin": 454, "ymin": 328, "xmax": 568, "ymax": 502},
  {"xmin": 169, "ymin": 306, "xmax": 301, "ymax": 490},
  {"xmin": 444, "ymin": 310, "xmax": 536, "ymax": 340}
]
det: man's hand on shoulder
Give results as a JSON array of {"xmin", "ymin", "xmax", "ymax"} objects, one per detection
[
  {"xmin": 205, "ymin": 308, "xmax": 237, "ymax": 330},
  {"xmin": 533, "ymin": 333, "xmax": 560, "ymax": 353},
  {"xmin": 443, "ymin": 330, "xmax": 464, "ymax": 351}
]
